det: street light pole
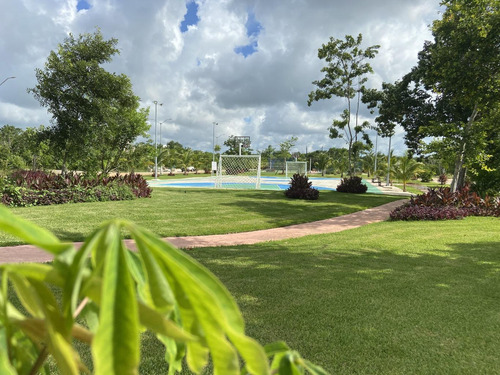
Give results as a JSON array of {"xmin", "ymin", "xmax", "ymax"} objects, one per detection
[
  {"xmin": 212, "ymin": 122, "xmax": 218, "ymax": 162},
  {"xmin": 386, "ymin": 135, "xmax": 392, "ymax": 186},
  {"xmin": 159, "ymin": 118, "xmax": 172, "ymax": 148},
  {"xmin": 0, "ymin": 76, "xmax": 15, "ymax": 87},
  {"xmin": 153, "ymin": 101, "xmax": 163, "ymax": 180}
]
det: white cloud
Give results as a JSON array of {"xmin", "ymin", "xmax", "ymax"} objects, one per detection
[{"xmin": 0, "ymin": 0, "xmax": 441, "ymax": 156}]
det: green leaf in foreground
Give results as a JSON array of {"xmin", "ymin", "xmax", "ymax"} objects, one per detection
[{"xmin": 0, "ymin": 208, "xmax": 329, "ymax": 374}]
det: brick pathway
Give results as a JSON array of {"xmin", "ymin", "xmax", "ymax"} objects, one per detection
[{"xmin": 0, "ymin": 200, "xmax": 406, "ymax": 264}]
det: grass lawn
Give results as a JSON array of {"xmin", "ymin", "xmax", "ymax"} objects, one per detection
[
  {"xmin": 0, "ymin": 189, "xmax": 402, "ymax": 246},
  {"xmin": 174, "ymin": 216, "xmax": 499, "ymax": 374}
]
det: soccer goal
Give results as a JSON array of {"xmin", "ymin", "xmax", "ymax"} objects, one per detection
[
  {"xmin": 285, "ymin": 161, "xmax": 308, "ymax": 179},
  {"xmin": 216, "ymin": 155, "xmax": 261, "ymax": 189}
]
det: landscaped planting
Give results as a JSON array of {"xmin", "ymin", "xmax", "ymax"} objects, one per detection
[
  {"xmin": 1, "ymin": 170, "xmax": 151, "ymax": 207},
  {"xmin": 284, "ymin": 174, "xmax": 319, "ymax": 200},
  {"xmin": 390, "ymin": 185, "xmax": 500, "ymax": 220},
  {"xmin": 336, "ymin": 176, "xmax": 368, "ymax": 194}
]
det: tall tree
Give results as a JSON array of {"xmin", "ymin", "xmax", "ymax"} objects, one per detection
[
  {"xmin": 29, "ymin": 29, "xmax": 149, "ymax": 174},
  {"xmin": 395, "ymin": 0, "xmax": 500, "ymax": 191},
  {"xmin": 308, "ymin": 33, "xmax": 379, "ymax": 175},
  {"xmin": 223, "ymin": 136, "xmax": 252, "ymax": 155}
]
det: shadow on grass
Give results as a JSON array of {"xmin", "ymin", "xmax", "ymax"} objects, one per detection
[
  {"xmin": 185, "ymin": 240, "xmax": 500, "ymax": 374},
  {"xmin": 216, "ymin": 190, "xmax": 402, "ymax": 223}
]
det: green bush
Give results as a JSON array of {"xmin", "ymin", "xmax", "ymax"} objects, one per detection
[
  {"xmin": 417, "ymin": 171, "xmax": 433, "ymax": 183},
  {"xmin": 2, "ymin": 171, "xmax": 150, "ymax": 207},
  {"xmin": 336, "ymin": 176, "xmax": 367, "ymax": 194},
  {"xmin": 285, "ymin": 174, "xmax": 319, "ymax": 200}
]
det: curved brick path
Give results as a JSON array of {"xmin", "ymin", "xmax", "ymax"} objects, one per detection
[{"xmin": 0, "ymin": 199, "xmax": 406, "ymax": 264}]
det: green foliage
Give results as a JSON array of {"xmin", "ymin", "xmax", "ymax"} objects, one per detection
[
  {"xmin": 285, "ymin": 174, "xmax": 319, "ymax": 200},
  {"xmin": 29, "ymin": 29, "xmax": 149, "ymax": 174},
  {"xmin": 391, "ymin": 185, "xmax": 500, "ymax": 220},
  {"xmin": 418, "ymin": 170, "xmax": 433, "ymax": 183},
  {"xmin": 336, "ymin": 176, "xmax": 368, "ymax": 194},
  {"xmin": 391, "ymin": 154, "xmax": 424, "ymax": 192},
  {"xmin": 0, "ymin": 207, "xmax": 328, "ymax": 374},
  {"xmin": 224, "ymin": 136, "xmax": 252, "ymax": 155},
  {"xmin": 315, "ymin": 152, "xmax": 332, "ymax": 177},
  {"xmin": 1, "ymin": 171, "xmax": 151, "ymax": 207},
  {"xmin": 308, "ymin": 33, "xmax": 379, "ymax": 175},
  {"xmin": 393, "ymin": 0, "xmax": 500, "ymax": 190}
]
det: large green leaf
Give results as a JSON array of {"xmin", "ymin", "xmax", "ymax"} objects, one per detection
[
  {"xmin": 129, "ymin": 225, "xmax": 269, "ymax": 375},
  {"xmin": 134, "ymin": 234, "xmax": 175, "ymax": 313},
  {"xmin": 92, "ymin": 223, "xmax": 140, "ymax": 375},
  {"xmin": 0, "ymin": 205, "xmax": 71, "ymax": 254}
]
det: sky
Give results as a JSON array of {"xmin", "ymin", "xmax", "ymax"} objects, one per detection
[{"xmin": 0, "ymin": 0, "xmax": 442, "ymax": 155}]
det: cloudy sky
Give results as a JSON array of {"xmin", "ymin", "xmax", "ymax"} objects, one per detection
[{"xmin": 0, "ymin": 0, "xmax": 441, "ymax": 155}]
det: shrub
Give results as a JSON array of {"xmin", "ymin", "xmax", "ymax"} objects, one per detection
[
  {"xmin": 336, "ymin": 176, "xmax": 368, "ymax": 194},
  {"xmin": 390, "ymin": 185, "xmax": 500, "ymax": 220},
  {"xmin": 390, "ymin": 205, "xmax": 469, "ymax": 221},
  {"xmin": 2, "ymin": 170, "xmax": 151, "ymax": 207},
  {"xmin": 285, "ymin": 174, "xmax": 319, "ymax": 200},
  {"xmin": 438, "ymin": 174, "xmax": 448, "ymax": 185},
  {"xmin": 418, "ymin": 171, "xmax": 433, "ymax": 183}
]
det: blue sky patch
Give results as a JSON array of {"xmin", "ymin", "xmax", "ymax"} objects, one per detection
[
  {"xmin": 235, "ymin": 11, "xmax": 263, "ymax": 58},
  {"xmin": 180, "ymin": 1, "xmax": 200, "ymax": 33},
  {"xmin": 76, "ymin": 0, "xmax": 91, "ymax": 11}
]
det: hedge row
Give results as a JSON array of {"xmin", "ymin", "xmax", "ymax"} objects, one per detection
[
  {"xmin": 1, "ymin": 171, "xmax": 152, "ymax": 207},
  {"xmin": 390, "ymin": 185, "xmax": 500, "ymax": 221}
]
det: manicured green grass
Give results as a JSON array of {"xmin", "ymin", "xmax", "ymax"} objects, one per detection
[
  {"xmin": 5, "ymin": 215, "xmax": 499, "ymax": 373},
  {"xmin": 0, "ymin": 189, "xmax": 402, "ymax": 246},
  {"xmin": 180, "ymin": 217, "xmax": 500, "ymax": 374}
]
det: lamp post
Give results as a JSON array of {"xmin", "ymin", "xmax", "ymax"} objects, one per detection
[
  {"xmin": 212, "ymin": 122, "xmax": 218, "ymax": 162},
  {"xmin": 386, "ymin": 135, "xmax": 392, "ymax": 186},
  {"xmin": 0, "ymin": 76, "xmax": 15, "ymax": 87},
  {"xmin": 159, "ymin": 118, "xmax": 172, "ymax": 148},
  {"xmin": 153, "ymin": 101, "xmax": 163, "ymax": 180}
]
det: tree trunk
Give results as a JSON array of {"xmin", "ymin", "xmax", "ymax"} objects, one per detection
[{"xmin": 450, "ymin": 105, "xmax": 478, "ymax": 192}]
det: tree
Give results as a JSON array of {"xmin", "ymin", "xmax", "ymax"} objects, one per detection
[
  {"xmin": 308, "ymin": 33, "xmax": 379, "ymax": 175},
  {"xmin": 315, "ymin": 152, "xmax": 332, "ymax": 176},
  {"xmin": 260, "ymin": 145, "xmax": 276, "ymax": 169},
  {"xmin": 0, "ymin": 125, "xmax": 26, "ymax": 173},
  {"xmin": 121, "ymin": 141, "xmax": 155, "ymax": 173},
  {"xmin": 177, "ymin": 148, "xmax": 193, "ymax": 174},
  {"xmin": 277, "ymin": 136, "xmax": 298, "ymax": 161},
  {"xmin": 394, "ymin": 0, "xmax": 500, "ymax": 191},
  {"xmin": 224, "ymin": 136, "xmax": 252, "ymax": 155},
  {"xmin": 29, "ymin": 29, "xmax": 149, "ymax": 175},
  {"xmin": 391, "ymin": 153, "xmax": 423, "ymax": 192},
  {"xmin": 328, "ymin": 147, "xmax": 349, "ymax": 177}
]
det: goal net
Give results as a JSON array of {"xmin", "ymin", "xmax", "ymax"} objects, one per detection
[
  {"xmin": 285, "ymin": 161, "xmax": 308, "ymax": 179},
  {"xmin": 216, "ymin": 155, "xmax": 261, "ymax": 189}
]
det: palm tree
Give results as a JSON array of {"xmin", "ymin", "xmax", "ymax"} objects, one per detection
[
  {"xmin": 391, "ymin": 154, "xmax": 423, "ymax": 192},
  {"xmin": 177, "ymin": 148, "xmax": 193, "ymax": 175},
  {"xmin": 316, "ymin": 152, "xmax": 332, "ymax": 176},
  {"xmin": 361, "ymin": 151, "xmax": 376, "ymax": 177},
  {"xmin": 158, "ymin": 147, "xmax": 177, "ymax": 174}
]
